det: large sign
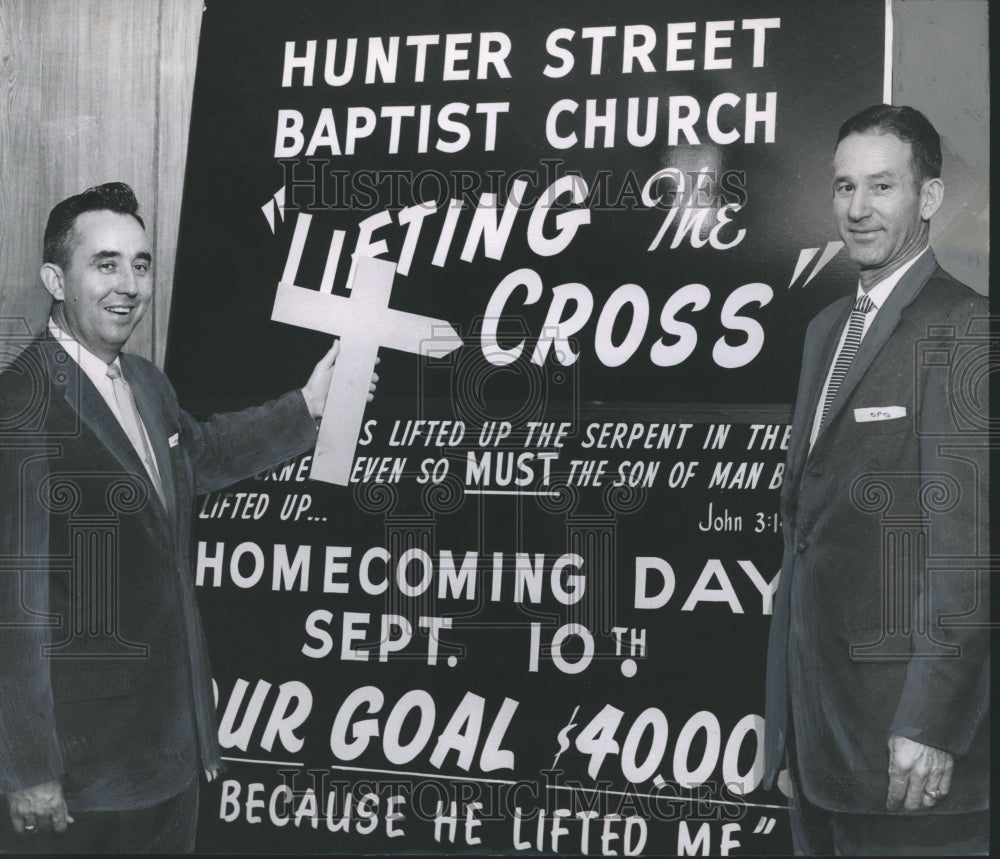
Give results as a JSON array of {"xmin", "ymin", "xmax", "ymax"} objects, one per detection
[{"xmin": 167, "ymin": 1, "xmax": 886, "ymax": 852}]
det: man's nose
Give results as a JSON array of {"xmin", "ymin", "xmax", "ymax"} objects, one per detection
[
  {"xmin": 116, "ymin": 269, "xmax": 140, "ymax": 296},
  {"xmin": 847, "ymin": 188, "xmax": 871, "ymax": 220}
]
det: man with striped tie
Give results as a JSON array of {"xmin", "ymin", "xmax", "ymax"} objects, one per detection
[{"xmin": 763, "ymin": 106, "xmax": 989, "ymax": 854}]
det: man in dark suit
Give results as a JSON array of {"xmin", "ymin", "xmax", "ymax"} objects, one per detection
[
  {"xmin": 763, "ymin": 105, "xmax": 989, "ymax": 854},
  {"xmin": 0, "ymin": 182, "xmax": 373, "ymax": 852}
]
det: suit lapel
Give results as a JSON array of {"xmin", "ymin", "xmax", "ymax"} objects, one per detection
[
  {"xmin": 123, "ymin": 356, "xmax": 178, "ymax": 523},
  {"xmin": 811, "ymin": 250, "xmax": 937, "ymax": 449},
  {"xmin": 787, "ymin": 301, "xmax": 848, "ymax": 480},
  {"xmin": 41, "ymin": 336, "xmax": 170, "ymax": 520}
]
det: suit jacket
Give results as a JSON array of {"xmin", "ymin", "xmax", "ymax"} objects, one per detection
[
  {"xmin": 763, "ymin": 251, "xmax": 989, "ymax": 813},
  {"xmin": 0, "ymin": 334, "xmax": 317, "ymax": 811}
]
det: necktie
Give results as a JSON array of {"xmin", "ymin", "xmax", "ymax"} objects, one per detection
[
  {"xmin": 819, "ymin": 294, "xmax": 876, "ymax": 429},
  {"xmin": 106, "ymin": 364, "xmax": 167, "ymax": 508}
]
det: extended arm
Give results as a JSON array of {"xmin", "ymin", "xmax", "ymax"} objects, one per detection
[{"xmin": 182, "ymin": 341, "xmax": 376, "ymax": 494}]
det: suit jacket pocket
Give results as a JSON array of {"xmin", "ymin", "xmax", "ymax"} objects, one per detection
[{"xmin": 51, "ymin": 666, "xmax": 132, "ymax": 703}]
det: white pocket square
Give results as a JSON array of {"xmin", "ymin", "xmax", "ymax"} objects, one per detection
[
  {"xmin": 168, "ymin": 432, "xmax": 180, "ymax": 448},
  {"xmin": 854, "ymin": 406, "xmax": 906, "ymax": 423}
]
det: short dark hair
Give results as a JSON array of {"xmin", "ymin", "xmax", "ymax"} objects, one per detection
[
  {"xmin": 43, "ymin": 182, "xmax": 146, "ymax": 269},
  {"xmin": 836, "ymin": 105, "xmax": 942, "ymax": 184}
]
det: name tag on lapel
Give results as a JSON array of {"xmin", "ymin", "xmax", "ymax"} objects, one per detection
[
  {"xmin": 854, "ymin": 406, "xmax": 906, "ymax": 423},
  {"xmin": 168, "ymin": 432, "xmax": 180, "ymax": 448}
]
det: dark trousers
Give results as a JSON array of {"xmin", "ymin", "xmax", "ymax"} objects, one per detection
[{"xmin": 0, "ymin": 780, "xmax": 198, "ymax": 855}]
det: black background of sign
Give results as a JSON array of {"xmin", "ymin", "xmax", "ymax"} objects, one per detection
[{"xmin": 167, "ymin": 1, "xmax": 884, "ymax": 852}]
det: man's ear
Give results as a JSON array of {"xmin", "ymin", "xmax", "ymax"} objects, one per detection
[
  {"xmin": 40, "ymin": 263, "xmax": 65, "ymax": 301},
  {"xmin": 919, "ymin": 177, "xmax": 944, "ymax": 222}
]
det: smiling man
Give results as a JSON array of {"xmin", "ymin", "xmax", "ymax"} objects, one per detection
[
  {"xmin": 0, "ymin": 183, "xmax": 373, "ymax": 853},
  {"xmin": 763, "ymin": 106, "xmax": 989, "ymax": 855}
]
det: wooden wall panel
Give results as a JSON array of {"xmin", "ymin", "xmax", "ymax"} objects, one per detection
[
  {"xmin": 155, "ymin": 0, "xmax": 203, "ymax": 367},
  {"xmin": 0, "ymin": 1, "xmax": 45, "ymax": 345},
  {"xmin": 894, "ymin": 0, "xmax": 990, "ymax": 295}
]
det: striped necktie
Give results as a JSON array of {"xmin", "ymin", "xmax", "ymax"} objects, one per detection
[
  {"xmin": 819, "ymin": 294, "xmax": 876, "ymax": 429},
  {"xmin": 106, "ymin": 363, "xmax": 167, "ymax": 508}
]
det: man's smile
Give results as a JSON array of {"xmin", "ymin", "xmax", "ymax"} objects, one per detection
[{"xmin": 104, "ymin": 305, "xmax": 138, "ymax": 316}]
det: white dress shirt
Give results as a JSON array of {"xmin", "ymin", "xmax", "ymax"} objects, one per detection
[
  {"xmin": 48, "ymin": 319, "xmax": 164, "ymax": 487},
  {"xmin": 808, "ymin": 247, "xmax": 929, "ymax": 448}
]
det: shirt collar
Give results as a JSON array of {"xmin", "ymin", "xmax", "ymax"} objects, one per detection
[
  {"xmin": 856, "ymin": 246, "xmax": 930, "ymax": 310},
  {"xmin": 48, "ymin": 319, "xmax": 121, "ymax": 387}
]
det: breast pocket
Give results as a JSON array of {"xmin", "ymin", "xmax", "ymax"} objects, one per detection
[{"xmin": 828, "ymin": 413, "xmax": 916, "ymax": 475}]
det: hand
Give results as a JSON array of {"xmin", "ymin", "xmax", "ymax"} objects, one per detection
[
  {"xmin": 776, "ymin": 768, "xmax": 794, "ymax": 799},
  {"xmin": 886, "ymin": 735, "xmax": 953, "ymax": 811},
  {"xmin": 300, "ymin": 341, "xmax": 380, "ymax": 419},
  {"xmin": 7, "ymin": 780, "xmax": 74, "ymax": 834}
]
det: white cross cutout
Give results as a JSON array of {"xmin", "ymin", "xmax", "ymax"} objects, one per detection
[{"xmin": 271, "ymin": 254, "xmax": 461, "ymax": 484}]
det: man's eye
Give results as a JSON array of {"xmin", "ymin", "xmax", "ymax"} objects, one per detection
[
  {"xmin": 134, "ymin": 263, "xmax": 149, "ymax": 274},
  {"xmin": 98, "ymin": 262, "xmax": 116, "ymax": 273},
  {"xmin": 835, "ymin": 184, "xmax": 852, "ymax": 195},
  {"xmin": 874, "ymin": 183, "xmax": 891, "ymax": 192}
]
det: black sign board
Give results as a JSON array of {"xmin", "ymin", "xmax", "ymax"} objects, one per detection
[{"xmin": 168, "ymin": 1, "xmax": 885, "ymax": 851}]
